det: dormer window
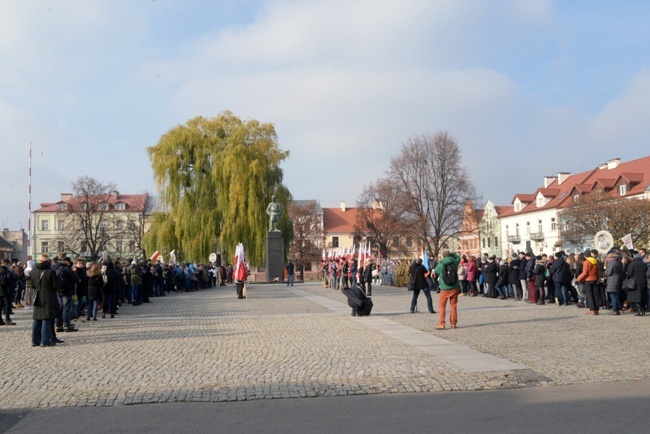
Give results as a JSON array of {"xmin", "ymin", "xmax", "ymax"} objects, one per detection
[
  {"xmin": 514, "ymin": 202, "xmax": 522, "ymax": 212},
  {"xmin": 536, "ymin": 197, "xmax": 545, "ymax": 207},
  {"xmin": 115, "ymin": 203, "xmax": 126, "ymax": 211},
  {"xmin": 100, "ymin": 202, "xmax": 109, "ymax": 210},
  {"xmin": 619, "ymin": 184, "xmax": 628, "ymax": 196},
  {"xmin": 58, "ymin": 203, "xmax": 66, "ymax": 211}
]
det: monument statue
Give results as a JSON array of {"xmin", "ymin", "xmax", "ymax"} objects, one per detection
[{"xmin": 266, "ymin": 195, "xmax": 282, "ymax": 232}]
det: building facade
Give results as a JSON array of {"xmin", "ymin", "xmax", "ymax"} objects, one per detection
[
  {"xmin": 498, "ymin": 156, "xmax": 650, "ymax": 256},
  {"xmin": 32, "ymin": 191, "xmax": 151, "ymax": 260}
]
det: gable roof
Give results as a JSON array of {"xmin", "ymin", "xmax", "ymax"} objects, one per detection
[{"xmin": 323, "ymin": 207, "xmax": 359, "ymax": 233}]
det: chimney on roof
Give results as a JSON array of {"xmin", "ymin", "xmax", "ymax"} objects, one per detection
[
  {"xmin": 340, "ymin": 200, "xmax": 346, "ymax": 212},
  {"xmin": 557, "ymin": 172, "xmax": 570, "ymax": 185},
  {"xmin": 598, "ymin": 163, "xmax": 607, "ymax": 170},
  {"xmin": 60, "ymin": 193, "xmax": 72, "ymax": 202},
  {"xmin": 112, "ymin": 190, "xmax": 119, "ymax": 200},
  {"xmin": 543, "ymin": 176, "xmax": 557, "ymax": 188},
  {"xmin": 607, "ymin": 158, "xmax": 621, "ymax": 170}
]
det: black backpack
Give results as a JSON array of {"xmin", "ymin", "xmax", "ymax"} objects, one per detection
[{"xmin": 442, "ymin": 263, "xmax": 458, "ymax": 286}]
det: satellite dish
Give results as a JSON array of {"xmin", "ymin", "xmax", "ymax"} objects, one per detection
[{"xmin": 594, "ymin": 231, "xmax": 614, "ymax": 253}]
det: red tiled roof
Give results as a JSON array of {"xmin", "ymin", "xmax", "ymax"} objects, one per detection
[
  {"xmin": 537, "ymin": 188, "xmax": 560, "ymax": 197},
  {"xmin": 34, "ymin": 193, "xmax": 148, "ymax": 213},
  {"xmin": 323, "ymin": 207, "xmax": 360, "ymax": 233},
  {"xmin": 594, "ymin": 178, "xmax": 616, "ymax": 189},
  {"xmin": 473, "ymin": 209, "xmax": 485, "ymax": 222},
  {"xmin": 497, "ymin": 155, "xmax": 650, "ymax": 215},
  {"xmin": 512, "ymin": 193, "xmax": 535, "ymax": 203},
  {"xmin": 620, "ymin": 172, "xmax": 643, "ymax": 184},
  {"xmin": 494, "ymin": 205, "xmax": 514, "ymax": 217}
]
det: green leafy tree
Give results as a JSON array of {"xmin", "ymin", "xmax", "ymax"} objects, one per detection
[{"xmin": 146, "ymin": 111, "xmax": 291, "ymax": 264}]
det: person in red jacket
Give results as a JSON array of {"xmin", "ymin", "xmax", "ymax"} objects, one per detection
[{"xmin": 577, "ymin": 249, "xmax": 601, "ymax": 315}]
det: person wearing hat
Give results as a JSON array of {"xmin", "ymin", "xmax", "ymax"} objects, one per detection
[{"xmin": 29, "ymin": 254, "xmax": 63, "ymax": 346}]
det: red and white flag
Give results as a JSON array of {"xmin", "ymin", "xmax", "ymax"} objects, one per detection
[
  {"xmin": 150, "ymin": 251, "xmax": 161, "ymax": 262},
  {"xmin": 232, "ymin": 243, "xmax": 247, "ymax": 282}
]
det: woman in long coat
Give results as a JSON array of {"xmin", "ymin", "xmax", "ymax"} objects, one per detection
[
  {"xmin": 626, "ymin": 254, "xmax": 647, "ymax": 316},
  {"xmin": 30, "ymin": 254, "xmax": 61, "ymax": 346},
  {"xmin": 605, "ymin": 252, "xmax": 623, "ymax": 315}
]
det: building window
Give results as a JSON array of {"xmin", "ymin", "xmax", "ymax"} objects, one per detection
[
  {"xmin": 99, "ymin": 221, "xmax": 107, "ymax": 231},
  {"xmin": 506, "ymin": 225, "xmax": 509, "ymax": 235},
  {"xmin": 526, "ymin": 222, "xmax": 530, "ymax": 234},
  {"xmin": 537, "ymin": 197, "xmax": 544, "ymax": 207},
  {"xmin": 515, "ymin": 203, "xmax": 521, "ymax": 212},
  {"xmin": 41, "ymin": 242, "xmax": 49, "ymax": 253},
  {"xmin": 128, "ymin": 241, "xmax": 135, "ymax": 252},
  {"xmin": 116, "ymin": 203, "xmax": 126, "ymax": 211},
  {"xmin": 57, "ymin": 220, "xmax": 65, "ymax": 231},
  {"xmin": 41, "ymin": 220, "xmax": 49, "ymax": 230},
  {"xmin": 115, "ymin": 220, "xmax": 124, "ymax": 230},
  {"xmin": 58, "ymin": 203, "xmax": 66, "ymax": 211},
  {"xmin": 57, "ymin": 241, "xmax": 65, "ymax": 253},
  {"xmin": 515, "ymin": 224, "xmax": 519, "ymax": 236},
  {"xmin": 100, "ymin": 202, "xmax": 109, "ymax": 210},
  {"xmin": 487, "ymin": 237, "xmax": 491, "ymax": 248},
  {"xmin": 551, "ymin": 217, "xmax": 557, "ymax": 231},
  {"xmin": 482, "ymin": 238, "xmax": 486, "ymax": 248},
  {"xmin": 538, "ymin": 220, "xmax": 543, "ymax": 233},
  {"xmin": 406, "ymin": 237, "xmax": 413, "ymax": 248},
  {"xmin": 116, "ymin": 242, "xmax": 123, "ymax": 253},
  {"xmin": 332, "ymin": 237, "xmax": 339, "ymax": 248},
  {"xmin": 494, "ymin": 236, "xmax": 498, "ymax": 247},
  {"xmin": 620, "ymin": 184, "xmax": 627, "ymax": 196}
]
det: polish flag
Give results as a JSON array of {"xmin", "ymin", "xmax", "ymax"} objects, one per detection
[{"xmin": 232, "ymin": 243, "xmax": 247, "ymax": 282}]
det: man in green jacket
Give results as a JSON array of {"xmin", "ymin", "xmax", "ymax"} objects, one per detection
[{"xmin": 433, "ymin": 250, "xmax": 461, "ymax": 329}]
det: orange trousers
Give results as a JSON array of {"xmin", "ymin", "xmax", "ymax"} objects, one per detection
[{"xmin": 438, "ymin": 288, "xmax": 459, "ymax": 327}]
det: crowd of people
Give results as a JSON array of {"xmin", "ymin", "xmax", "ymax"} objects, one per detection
[
  {"xmin": 0, "ymin": 252, "xmax": 235, "ymax": 346},
  {"xmin": 319, "ymin": 246, "xmax": 650, "ymax": 322}
]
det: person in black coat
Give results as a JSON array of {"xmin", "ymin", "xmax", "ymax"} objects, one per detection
[
  {"xmin": 86, "ymin": 263, "xmax": 103, "ymax": 321},
  {"xmin": 74, "ymin": 259, "xmax": 88, "ymax": 320},
  {"xmin": 363, "ymin": 259, "xmax": 375, "ymax": 296},
  {"xmin": 533, "ymin": 255, "xmax": 547, "ymax": 304},
  {"xmin": 626, "ymin": 254, "xmax": 647, "ymax": 316},
  {"xmin": 508, "ymin": 254, "xmax": 522, "ymax": 300},
  {"xmin": 482, "ymin": 256, "xmax": 498, "ymax": 298},
  {"xmin": 409, "ymin": 259, "xmax": 435, "ymax": 314},
  {"xmin": 30, "ymin": 254, "xmax": 63, "ymax": 346},
  {"xmin": 496, "ymin": 259, "xmax": 510, "ymax": 299}
]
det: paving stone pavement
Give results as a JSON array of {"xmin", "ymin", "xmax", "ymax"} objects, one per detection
[{"xmin": 1, "ymin": 281, "xmax": 648, "ymax": 409}]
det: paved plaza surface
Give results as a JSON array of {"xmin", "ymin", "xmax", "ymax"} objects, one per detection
[{"xmin": 1, "ymin": 281, "xmax": 649, "ymax": 410}]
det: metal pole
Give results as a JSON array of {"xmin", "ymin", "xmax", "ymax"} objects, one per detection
[{"xmin": 27, "ymin": 141, "xmax": 32, "ymax": 260}]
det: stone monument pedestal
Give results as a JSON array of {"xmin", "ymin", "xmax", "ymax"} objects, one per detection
[{"xmin": 266, "ymin": 231, "xmax": 284, "ymax": 282}]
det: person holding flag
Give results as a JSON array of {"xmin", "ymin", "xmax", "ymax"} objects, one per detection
[{"xmin": 232, "ymin": 243, "xmax": 249, "ymax": 299}]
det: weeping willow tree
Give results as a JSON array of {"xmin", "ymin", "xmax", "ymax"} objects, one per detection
[{"xmin": 146, "ymin": 111, "xmax": 292, "ymax": 265}]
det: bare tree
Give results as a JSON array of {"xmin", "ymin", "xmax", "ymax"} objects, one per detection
[
  {"xmin": 288, "ymin": 201, "xmax": 324, "ymax": 281},
  {"xmin": 59, "ymin": 176, "xmax": 124, "ymax": 260},
  {"xmin": 388, "ymin": 131, "xmax": 480, "ymax": 257},
  {"xmin": 560, "ymin": 192, "xmax": 650, "ymax": 247},
  {"xmin": 355, "ymin": 177, "xmax": 414, "ymax": 258},
  {"xmin": 123, "ymin": 193, "xmax": 156, "ymax": 259}
]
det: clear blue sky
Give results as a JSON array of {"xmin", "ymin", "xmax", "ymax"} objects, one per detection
[{"xmin": 2, "ymin": 0, "xmax": 650, "ymax": 230}]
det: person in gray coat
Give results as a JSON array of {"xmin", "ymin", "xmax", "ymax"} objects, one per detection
[
  {"xmin": 605, "ymin": 252, "xmax": 623, "ymax": 315},
  {"xmin": 30, "ymin": 254, "xmax": 64, "ymax": 346}
]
